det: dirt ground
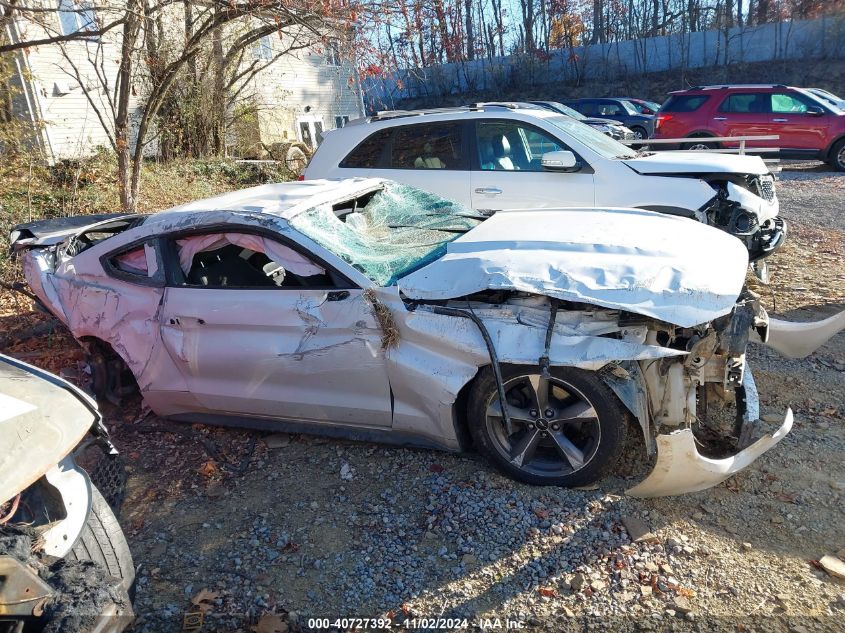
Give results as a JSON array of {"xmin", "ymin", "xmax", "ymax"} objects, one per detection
[{"xmin": 1, "ymin": 162, "xmax": 843, "ymax": 632}]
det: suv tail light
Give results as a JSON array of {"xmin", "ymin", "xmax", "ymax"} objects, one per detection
[{"xmin": 655, "ymin": 114, "xmax": 673, "ymax": 130}]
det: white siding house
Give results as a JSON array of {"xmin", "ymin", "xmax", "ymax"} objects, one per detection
[
  {"xmin": 2, "ymin": 3, "xmax": 135, "ymax": 161},
  {"xmin": 3, "ymin": 4, "xmax": 364, "ymax": 162},
  {"xmin": 234, "ymin": 33, "xmax": 364, "ymax": 156}
]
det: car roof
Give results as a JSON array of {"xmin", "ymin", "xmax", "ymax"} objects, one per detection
[
  {"xmin": 348, "ymin": 103, "xmax": 560, "ymax": 127},
  {"xmin": 668, "ymin": 84, "xmax": 794, "ymax": 94},
  {"xmin": 150, "ymin": 178, "xmax": 388, "ymax": 223}
]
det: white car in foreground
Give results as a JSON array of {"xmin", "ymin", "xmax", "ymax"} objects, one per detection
[
  {"xmin": 306, "ymin": 104, "xmax": 784, "ymax": 273},
  {"xmin": 10, "ymin": 179, "xmax": 843, "ymax": 496}
]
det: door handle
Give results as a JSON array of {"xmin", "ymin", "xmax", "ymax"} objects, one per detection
[
  {"xmin": 713, "ymin": 117, "xmax": 727, "ymax": 121},
  {"xmin": 474, "ymin": 187, "xmax": 502, "ymax": 195},
  {"xmin": 772, "ymin": 118, "xmax": 788, "ymax": 122},
  {"xmin": 327, "ymin": 290, "xmax": 350, "ymax": 301}
]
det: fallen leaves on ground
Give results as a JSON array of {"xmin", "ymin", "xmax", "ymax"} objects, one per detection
[
  {"xmin": 198, "ymin": 460, "xmax": 218, "ymax": 477},
  {"xmin": 252, "ymin": 613, "xmax": 288, "ymax": 633},
  {"xmin": 190, "ymin": 588, "xmax": 219, "ymax": 613}
]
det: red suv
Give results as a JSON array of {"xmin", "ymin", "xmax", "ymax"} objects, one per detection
[{"xmin": 654, "ymin": 84, "xmax": 845, "ymax": 170}]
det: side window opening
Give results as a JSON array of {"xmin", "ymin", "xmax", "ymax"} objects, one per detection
[
  {"xmin": 771, "ymin": 93, "xmax": 811, "ymax": 113},
  {"xmin": 476, "ymin": 121, "xmax": 564, "ymax": 172},
  {"xmin": 389, "ymin": 122, "xmax": 465, "ymax": 170},
  {"xmin": 339, "ymin": 129, "xmax": 392, "ymax": 168},
  {"xmin": 111, "ymin": 244, "xmax": 153, "ymax": 277},
  {"xmin": 661, "ymin": 95, "xmax": 709, "ymax": 113},
  {"xmin": 173, "ymin": 233, "xmax": 332, "ymax": 289},
  {"xmin": 719, "ymin": 93, "xmax": 769, "ymax": 114},
  {"xmin": 65, "ymin": 216, "xmax": 147, "ymax": 258}
]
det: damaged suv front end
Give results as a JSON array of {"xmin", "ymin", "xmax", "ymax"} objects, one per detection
[
  {"xmin": 700, "ymin": 173, "xmax": 784, "ymax": 268},
  {"xmin": 620, "ymin": 152, "xmax": 784, "ymax": 275}
]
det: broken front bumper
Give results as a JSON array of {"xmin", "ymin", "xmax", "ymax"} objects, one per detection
[
  {"xmin": 626, "ymin": 410, "xmax": 792, "ymax": 497},
  {"xmin": 627, "ymin": 366, "xmax": 793, "ymax": 498}
]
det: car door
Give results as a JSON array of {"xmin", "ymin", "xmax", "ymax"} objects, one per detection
[
  {"xmin": 157, "ymin": 229, "xmax": 393, "ymax": 427},
  {"xmin": 714, "ymin": 92, "xmax": 776, "ymax": 147},
  {"xmin": 769, "ymin": 91, "xmax": 830, "ymax": 151},
  {"xmin": 369, "ymin": 120, "xmax": 472, "ymax": 207},
  {"xmin": 469, "ymin": 119, "xmax": 595, "ymax": 212}
]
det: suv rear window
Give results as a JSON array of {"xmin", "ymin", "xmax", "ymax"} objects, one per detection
[
  {"xmin": 661, "ymin": 95, "xmax": 710, "ymax": 112},
  {"xmin": 339, "ymin": 129, "xmax": 392, "ymax": 168}
]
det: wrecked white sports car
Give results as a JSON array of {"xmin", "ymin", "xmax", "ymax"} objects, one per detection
[{"xmin": 10, "ymin": 179, "xmax": 845, "ymax": 496}]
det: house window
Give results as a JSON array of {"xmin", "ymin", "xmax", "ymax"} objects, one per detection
[
  {"xmin": 325, "ymin": 39, "xmax": 341, "ymax": 66},
  {"xmin": 335, "ymin": 115, "xmax": 349, "ymax": 129},
  {"xmin": 58, "ymin": 0, "xmax": 97, "ymax": 36},
  {"xmin": 254, "ymin": 35, "xmax": 273, "ymax": 61}
]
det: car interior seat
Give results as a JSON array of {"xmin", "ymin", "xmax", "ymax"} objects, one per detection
[
  {"xmin": 491, "ymin": 136, "xmax": 515, "ymax": 170},
  {"xmin": 187, "ymin": 245, "xmax": 275, "ymax": 287},
  {"xmin": 413, "ymin": 142, "xmax": 446, "ymax": 169}
]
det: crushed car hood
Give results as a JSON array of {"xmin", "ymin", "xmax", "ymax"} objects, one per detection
[
  {"xmin": 398, "ymin": 208, "xmax": 749, "ymax": 328},
  {"xmin": 623, "ymin": 151, "xmax": 770, "ymax": 175},
  {"xmin": 0, "ymin": 355, "xmax": 97, "ymax": 504}
]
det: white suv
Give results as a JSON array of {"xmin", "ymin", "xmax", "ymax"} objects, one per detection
[{"xmin": 305, "ymin": 105, "xmax": 784, "ymax": 265}]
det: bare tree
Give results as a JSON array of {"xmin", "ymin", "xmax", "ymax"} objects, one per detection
[{"xmin": 38, "ymin": 0, "xmax": 344, "ymax": 211}]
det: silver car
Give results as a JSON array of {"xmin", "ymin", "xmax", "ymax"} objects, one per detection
[{"xmin": 10, "ymin": 179, "xmax": 844, "ymax": 496}]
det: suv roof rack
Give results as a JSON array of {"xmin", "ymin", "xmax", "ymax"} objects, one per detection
[
  {"xmin": 689, "ymin": 83, "xmax": 789, "ymax": 90},
  {"xmin": 368, "ymin": 106, "xmax": 480, "ymax": 122},
  {"xmin": 361, "ymin": 102, "xmax": 531, "ymax": 124}
]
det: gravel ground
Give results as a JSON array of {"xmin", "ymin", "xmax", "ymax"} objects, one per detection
[{"xmin": 1, "ymin": 162, "xmax": 843, "ymax": 632}]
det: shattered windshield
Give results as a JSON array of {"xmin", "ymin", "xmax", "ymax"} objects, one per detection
[{"xmin": 290, "ymin": 183, "xmax": 483, "ymax": 286}]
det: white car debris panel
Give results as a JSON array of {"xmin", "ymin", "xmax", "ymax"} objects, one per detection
[
  {"xmin": 0, "ymin": 357, "xmax": 98, "ymax": 505},
  {"xmin": 9, "ymin": 178, "xmax": 844, "ymax": 496}
]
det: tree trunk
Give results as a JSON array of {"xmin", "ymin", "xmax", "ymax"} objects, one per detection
[
  {"xmin": 651, "ymin": 0, "xmax": 659, "ymax": 34},
  {"xmin": 591, "ymin": 0, "xmax": 604, "ymax": 44},
  {"xmin": 756, "ymin": 0, "xmax": 769, "ymax": 24},
  {"xmin": 464, "ymin": 0, "xmax": 475, "ymax": 60},
  {"xmin": 519, "ymin": 0, "xmax": 534, "ymax": 52},
  {"xmin": 211, "ymin": 22, "xmax": 225, "ymax": 155},
  {"xmin": 185, "ymin": 0, "xmax": 196, "ymax": 83},
  {"xmin": 115, "ymin": 0, "xmax": 143, "ymax": 213},
  {"xmin": 432, "ymin": 0, "xmax": 453, "ymax": 62},
  {"xmin": 490, "ymin": 0, "xmax": 505, "ymax": 55}
]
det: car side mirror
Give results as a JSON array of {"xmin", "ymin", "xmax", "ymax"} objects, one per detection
[
  {"xmin": 806, "ymin": 105, "xmax": 825, "ymax": 116},
  {"xmin": 541, "ymin": 150, "xmax": 580, "ymax": 172}
]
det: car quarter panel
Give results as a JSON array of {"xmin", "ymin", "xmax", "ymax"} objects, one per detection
[{"xmin": 21, "ymin": 242, "xmax": 189, "ymax": 401}]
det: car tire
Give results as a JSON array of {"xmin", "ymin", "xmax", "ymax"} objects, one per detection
[
  {"xmin": 631, "ymin": 126, "xmax": 648, "ymax": 140},
  {"xmin": 682, "ymin": 136, "xmax": 718, "ymax": 151},
  {"xmin": 67, "ymin": 484, "xmax": 135, "ymax": 593},
  {"xmin": 829, "ymin": 138, "xmax": 845, "ymax": 171},
  {"xmin": 467, "ymin": 364, "xmax": 627, "ymax": 487}
]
